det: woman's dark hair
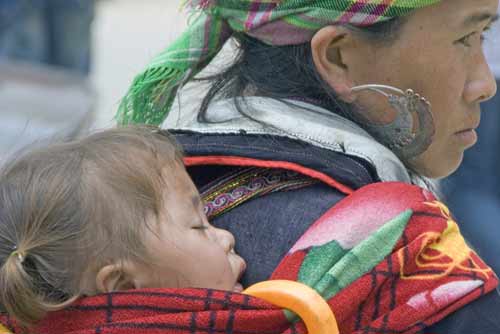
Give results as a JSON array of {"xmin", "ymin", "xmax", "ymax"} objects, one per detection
[
  {"xmin": 196, "ymin": 18, "xmax": 407, "ymax": 123},
  {"xmin": 0, "ymin": 126, "xmax": 183, "ymax": 327}
]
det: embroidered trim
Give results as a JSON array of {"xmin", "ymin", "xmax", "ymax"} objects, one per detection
[
  {"xmin": 201, "ymin": 167, "xmax": 318, "ymax": 220},
  {"xmin": 184, "ymin": 156, "xmax": 354, "ymax": 194}
]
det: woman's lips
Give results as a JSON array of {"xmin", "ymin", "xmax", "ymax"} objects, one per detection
[{"xmin": 455, "ymin": 129, "xmax": 478, "ymax": 148}]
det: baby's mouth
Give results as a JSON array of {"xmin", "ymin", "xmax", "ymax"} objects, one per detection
[
  {"xmin": 233, "ymin": 283, "xmax": 244, "ymax": 292},
  {"xmin": 238, "ymin": 260, "xmax": 247, "ymax": 278},
  {"xmin": 232, "ymin": 259, "xmax": 246, "ymax": 292}
]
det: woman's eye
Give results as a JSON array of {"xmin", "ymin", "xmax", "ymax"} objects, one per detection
[
  {"xmin": 456, "ymin": 33, "xmax": 475, "ymax": 47},
  {"xmin": 192, "ymin": 225, "xmax": 209, "ymax": 231},
  {"xmin": 457, "ymin": 27, "xmax": 492, "ymax": 47}
]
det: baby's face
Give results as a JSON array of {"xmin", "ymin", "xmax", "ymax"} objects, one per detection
[{"xmin": 138, "ymin": 164, "xmax": 246, "ymax": 292}]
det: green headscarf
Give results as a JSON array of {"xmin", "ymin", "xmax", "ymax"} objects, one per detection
[{"xmin": 117, "ymin": 0, "xmax": 440, "ymax": 126}]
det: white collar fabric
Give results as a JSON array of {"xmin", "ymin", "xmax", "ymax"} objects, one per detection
[{"xmin": 165, "ymin": 97, "xmax": 411, "ymax": 183}]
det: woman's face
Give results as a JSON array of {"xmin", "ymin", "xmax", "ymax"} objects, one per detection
[{"xmin": 322, "ymin": 0, "xmax": 499, "ymax": 178}]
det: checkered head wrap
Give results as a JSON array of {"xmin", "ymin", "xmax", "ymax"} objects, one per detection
[{"xmin": 117, "ymin": 0, "xmax": 440, "ymax": 126}]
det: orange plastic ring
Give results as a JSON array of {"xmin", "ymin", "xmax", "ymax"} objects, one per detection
[{"xmin": 243, "ymin": 280, "xmax": 339, "ymax": 334}]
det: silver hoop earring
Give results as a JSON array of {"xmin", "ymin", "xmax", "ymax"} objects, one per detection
[{"xmin": 350, "ymin": 84, "xmax": 435, "ymax": 161}]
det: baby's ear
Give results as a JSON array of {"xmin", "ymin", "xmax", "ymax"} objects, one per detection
[{"xmin": 96, "ymin": 261, "xmax": 137, "ymax": 293}]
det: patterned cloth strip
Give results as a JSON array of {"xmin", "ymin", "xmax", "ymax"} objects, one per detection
[
  {"xmin": 2, "ymin": 182, "xmax": 497, "ymax": 334},
  {"xmin": 201, "ymin": 167, "xmax": 319, "ymax": 220},
  {"xmin": 116, "ymin": 0, "xmax": 441, "ymax": 126}
]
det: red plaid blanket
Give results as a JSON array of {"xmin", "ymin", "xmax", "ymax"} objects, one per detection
[{"xmin": 2, "ymin": 182, "xmax": 498, "ymax": 334}]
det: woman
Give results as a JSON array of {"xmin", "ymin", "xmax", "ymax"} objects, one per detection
[
  {"xmin": 445, "ymin": 7, "xmax": 500, "ymax": 275},
  {"xmin": 119, "ymin": 0, "xmax": 500, "ymax": 332}
]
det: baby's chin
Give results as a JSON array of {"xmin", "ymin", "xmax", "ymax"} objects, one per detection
[{"xmin": 233, "ymin": 283, "xmax": 244, "ymax": 293}]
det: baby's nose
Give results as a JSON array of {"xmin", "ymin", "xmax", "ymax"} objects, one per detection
[{"xmin": 216, "ymin": 228, "xmax": 236, "ymax": 252}]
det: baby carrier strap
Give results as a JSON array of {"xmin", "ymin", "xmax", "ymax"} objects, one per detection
[{"xmin": 271, "ymin": 181, "xmax": 499, "ymax": 333}]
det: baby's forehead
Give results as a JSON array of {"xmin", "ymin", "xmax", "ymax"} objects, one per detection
[
  {"xmin": 156, "ymin": 165, "xmax": 205, "ymax": 226},
  {"xmin": 160, "ymin": 163, "xmax": 200, "ymax": 197},
  {"xmin": 160, "ymin": 160, "xmax": 188, "ymax": 181}
]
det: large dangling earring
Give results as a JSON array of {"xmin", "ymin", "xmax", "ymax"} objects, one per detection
[{"xmin": 350, "ymin": 84, "xmax": 436, "ymax": 161}]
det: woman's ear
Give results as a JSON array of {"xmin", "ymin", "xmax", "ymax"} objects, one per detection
[
  {"xmin": 95, "ymin": 262, "xmax": 137, "ymax": 293},
  {"xmin": 311, "ymin": 25, "xmax": 356, "ymax": 103}
]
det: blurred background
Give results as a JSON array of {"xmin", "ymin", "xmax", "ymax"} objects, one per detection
[
  {"xmin": 0, "ymin": 0, "xmax": 186, "ymax": 157},
  {"xmin": 91, "ymin": 0, "xmax": 185, "ymax": 128}
]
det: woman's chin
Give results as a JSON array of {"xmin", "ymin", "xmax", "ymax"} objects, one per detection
[{"xmin": 407, "ymin": 151, "xmax": 464, "ymax": 180}]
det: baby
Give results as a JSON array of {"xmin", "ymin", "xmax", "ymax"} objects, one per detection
[{"xmin": 0, "ymin": 126, "xmax": 246, "ymax": 327}]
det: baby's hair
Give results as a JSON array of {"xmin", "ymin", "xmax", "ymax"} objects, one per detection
[{"xmin": 0, "ymin": 126, "xmax": 183, "ymax": 327}]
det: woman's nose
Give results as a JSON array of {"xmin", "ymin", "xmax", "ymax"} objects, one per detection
[
  {"xmin": 465, "ymin": 78, "xmax": 497, "ymax": 104},
  {"xmin": 464, "ymin": 53, "xmax": 498, "ymax": 104}
]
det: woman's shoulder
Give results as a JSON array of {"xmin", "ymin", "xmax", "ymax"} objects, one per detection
[{"xmin": 174, "ymin": 130, "xmax": 378, "ymax": 191}]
